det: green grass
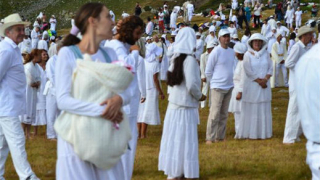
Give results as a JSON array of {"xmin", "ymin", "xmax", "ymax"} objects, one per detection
[{"xmin": 2, "ymin": 83, "xmax": 311, "ymax": 180}]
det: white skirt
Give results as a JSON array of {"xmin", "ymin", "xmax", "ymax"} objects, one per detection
[
  {"xmin": 228, "ymin": 87, "xmax": 242, "ymax": 113},
  {"xmin": 235, "ymin": 101, "xmax": 272, "ymax": 139},
  {"xmin": 137, "ymin": 88, "xmax": 160, "ymax": 125},
  {"xmin": 158, "ymin": 104, "xmax": 199, "ymax": 178},
  {"xmin": 33, "ymin": 110, "xmax": 47, "ymax": 126},
  {"xmin": 56, "ymin": 137, "xmax": 125, "ymax": 180}
]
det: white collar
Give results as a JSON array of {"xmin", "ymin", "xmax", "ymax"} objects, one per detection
[{"xmin": 4, "ymin": 37, "xmax": 18, "ymax": 48}]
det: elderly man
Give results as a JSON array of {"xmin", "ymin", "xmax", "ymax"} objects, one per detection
[
  {"xmin": 205, "ymin": 29, "xmax": 235, "ymax": 144},
  {"xmin": 295, "ymin": 42, "xmax": 320, "ymax": 180},
  {"xmin": 0, "ymin": 13, "xmax": 40, "ymax": 180},
  {"xmin": 283, "ymin": 26, "xmax": 315, "ymax": 144}
]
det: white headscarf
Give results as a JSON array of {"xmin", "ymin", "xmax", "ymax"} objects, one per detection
[
  {"xmin": 145, "ymin": 43, "xmax": 163, "ymax": 62},
  {"xmin": 247, "ymin": 33, "xmax": 268, "ymax": 58},
  {"xmin": 171, "ymin": 27, "xmax": 196, "ymax": 61}
]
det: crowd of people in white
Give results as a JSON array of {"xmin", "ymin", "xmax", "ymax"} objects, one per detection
[{"xmin": 0, "ymin": 0, "xmax": 319, "ymax": 180}]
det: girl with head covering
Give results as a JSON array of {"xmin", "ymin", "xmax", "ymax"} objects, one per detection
[
  {"xmin": 137, "ymin": 41, "xmax": 165, "ymax": 139},
  {"xmin": 158, "ymin": 27, "xmax": 206, "ymax": 179},
  {"xmin": 54, "ymin": 3, "xmax": 132, "ymax": 179},
  {"xmin": 228, "ymin": 43, "xmax": 247, "ymax": 135},
  {"xmin": 235, "ymin": 33, "xmax": 273, "ymax": 139}
]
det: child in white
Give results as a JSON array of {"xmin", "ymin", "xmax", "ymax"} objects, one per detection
[
  {"xmin": 229, "ymin": 43, "xmax": 247, "ymax": 135},
  {"xmin": 295, "ymin": 7, "xmax": 302, "ymax": 28}
]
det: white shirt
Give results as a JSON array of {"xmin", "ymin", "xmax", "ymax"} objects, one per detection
[
  {"xmin": 145, "ymin": 21, "xmax": 154, "ymax": 36},
  {"xmin": 31, "ymin": 29, "xmax": 40, "ymax": 49},
  {"xmin": 38, "ymin": 40, "xmax": 48, "ymax": 51},
  {"xmin": 205, "ymin": 45, "xmax": 235, "ymax": 90},
  {"xmin": 241, "ymin": 35, "xmax": 250, "ymax": 44},
  {"xmin": 55, "ymin": 46, "xmax": 130, "ymax": 117},
  {"xmin": 195, "ymin": 39, "xmax": 204, "ymax": 61},
  {"xmin": 0, "ymin": 37, "xmax": 27, "ymax": 116},
  {"xmin": 46, "ymin": 55, "xmax": 57, "ymax": 95},
  {"xmin": 50, "ymin": 18, "xmax": 57, "ymax": 31},
  {"xmin": 158, "ymin": 12, "xmax": 164, "ymax": 21},
  {"xmin": 187, "ymin": 3, "xmax": 194, "ymax": 12},
  {"xmin": 295, "ymin": 43, "xmax": 320, "ymax": 143},
  {"xmin": 261, "ymin": 24, "xmax": 270, "ymax": 37},
  {"xmin": 227, "ymin": 27, "xmax": 237, "ymax": 37},
  {"xmin": 268, "ymin": 18, "xmax": 277, "ymax": 29},
  {"xmin": 277, "ymin": 26, "xmax": 290, "ymax": 37},
  {"xmin": 295, "ymin": 10, "xmax": 302, "ymax": 20},
  {"xmin": 285, "ymin": 41, "xmax": 308, "ymax": 90}
]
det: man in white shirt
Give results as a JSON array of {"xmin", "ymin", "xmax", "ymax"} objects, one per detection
[
  {"xmin": 195, "ymin": 32, "xmax": 204, "ymax": 62},
  {"xmin": 0, "ymin": 13, "xmax": 40, "ymax": 180},
  {"xmin": 205, "ymin": 29, "xmax": 235, "ymax": 144},
  {"xmin": 271, "ymin": 33, "xmax": 288, "ymax": 87},
  {"xmin": 267, "ymin": 15, "xmax": 277, "ymax": 29},
  {"xmin": 104, "ymin": 16, "xmax": 145, "ymax": 180},
  {"xmin": 295, "ymin": 42, "xmax": 320, "ymax": 180},
  {"xmin": 49, "ymin": 15, "xmax": 57, "ymax": 32},
  {"xmin": 283, "ymin": 26, "xmax": 315, "ymax": 144}
]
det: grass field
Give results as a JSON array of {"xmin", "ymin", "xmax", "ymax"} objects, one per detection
[{"xmin": 2, "ymin": 84, "xmax": 310, "ymax": 180}]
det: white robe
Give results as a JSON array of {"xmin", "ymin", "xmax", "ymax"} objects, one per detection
[
  {"xmin": 31, "ymin": 30, "xmax": 39, "ymax": 50},
  {"xmin": 21, "ymin": 62, "xmax": 41, "ymax": 124},
  {"xmin": 199, "ymin": 52, "xmax": 210, "ymax": 108},
  {"xmin": 270, "ymin": 41, "xmax": 287, "ymax": 88},
  {"xmin": 195, "ymin": 39, "xmax": 204, "ymax": 61},
  {"xmin": 285, "ymin": 9, "xmax": 294, "ymax": 24},
  {"xmin": 170, "ymin": 11, "xmax": 178, "ymax": 29},
  {"xmin": 34, "ymin": 64, "xmax": 47, "ymax": 126}
]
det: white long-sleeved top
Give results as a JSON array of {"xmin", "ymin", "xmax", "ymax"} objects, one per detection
[
  {"xmin": 205, "ymin": 45, "xmax": 235, "ymax": 90},
  {"xmin": 295, "ymin": 43, "xmax": 320, "ymax": 143},
  {"xmin": 55, "ymin": 46, "xmax": 130, "ymax": 117},
  {"xmin": 253, "ymin": 6, "xmax": 262, "ymax": 16},
  {"xmin": 233, "ymin": 60, "xmax": 244, "ymax": 92},
  {"xmin": 200, "ymin": 52, "xmax": 209, "ymax": 79},
  {"xmin": 261, "ymin": 24, "xmax": 270, "ymax": 37},
  {"xmin": 0, "ymin": 37, "xmax": 27, "ymax": 116},
  {"xmin": 46, "ymin": 55, "xmax": 57, "ymax": 95},
  {"xmin": 271, "ymin": 41, "xmax": 287, "ymax": 64},
  {"xmin": 268, "ymin": 19, "xmax": 277, "ymax": 29},
  {"xmin": 50, "ymin": 18, "xmax": 57, "ymax": 31},
  {"xmin": 277, "ymin": 26, "xmax": 290, "ymax": 37},
  {"xmin": 295, "ymin": 10, "xmax": 302, "ymax": 20},
  {"xmin": 287, "ymin": 39, "xmax": 295, "ymax": 56},
  {"xmin": 31, "ymin": 29, "xmax": 39, "ymax": 49},
  {"xmin": 195, "ymin": 39, "xmax": 204, "ymax": 61},
  {"xmin": 285, "ymin": 41, "xmax": 308, "ymax": 91},
  {"xmin": 105, "ymin": 39, "xmax": 141, "ymax": 116},
  {"xmin": 285, "ymin": 9, "xmax": 294, "ymax": 23},
  {"xmin": 227, "ymin": 27, "xmax": 237, "ymax": 37},
  {"xmin": 242, "ymin": 44, "xmax": 273, "ymax": 103},
  {"xmin": 168, "ymin": 55, "xmax": 202, "ymax": 108}
]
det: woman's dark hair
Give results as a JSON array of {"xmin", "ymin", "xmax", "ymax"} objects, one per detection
[
  {"xmin": 289, "ymin": 32, "xmax": 296, "ymax": 40},
  {"xmin": 117, "ymin": 15, "xmax": 145, "ymax": 45},
  {"xmin": 244, "ymin": 28, "xmax": 251, "ymax": 36},
  {"xmin": 24, "ymin": 49, "xmax": 42, "ymax": 64},
  {"xmin": 170, "ymin": 36, "xmax": 175, "ymax": 42},
  {"xmin": 62, "ymin": 2, "xmax": 105, "ymax": 47},
  {"xmin": 167, "ymin": 54, "xmax": 187, "ymax": 86},
  {"xmin": 161, "ymin": 37, "xmax": 166, "ymax": 45}
]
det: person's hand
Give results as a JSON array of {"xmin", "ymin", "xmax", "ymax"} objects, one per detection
[
  {"xmin": 201, "ymin": 78, "xmax": 206, "ymax": 83},
  {"xmin": 159, "ymin": 92, "xmax": 165, "ymax": 100},
  {"xmin": 280, "ymin": 60, "xmax": 285, "ymax": 64},
  {"xmin": 259, "ymin": 82, "xmax": 268, "ymax": 88},
  {"xmin": 100, "ymin": 95, "xmax": 123, "ymax": 123},
  {"xmin": 199, "ymin": 94, "xmax": 207, "ymax": 101},
  {"xmin": 130, "ymin": 45, "xmax": 140, "ymax": 52},
  {"xmin": 236, "ymin": 92, "xmax": 242, "ymax": 100},
  {"xmin": 140, "ymin": 97, "xmax": 146, "ymax": 103}
]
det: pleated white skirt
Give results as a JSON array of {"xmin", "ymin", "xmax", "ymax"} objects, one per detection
[
  {"xmin": 56, "ymin": 137, "xmax": 125, "ymax": 180},
  {"xmin": 235, "ymin": 101, "xmax": 272, "ymax": 139},
  {"xmin": 158, "ymin": 104, "xmax": 199, "ymax": 178}
]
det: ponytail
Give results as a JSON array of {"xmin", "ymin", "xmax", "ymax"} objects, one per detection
[{"xmin": 167, "ymin": 54, "xmax": 187, "ymax": 86}]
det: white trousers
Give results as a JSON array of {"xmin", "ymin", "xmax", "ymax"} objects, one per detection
[
  {"xmin": 296, "ymin": 19, "xmax": 301, "ymax": 28},
  {"xmin": 306, "ymin": 141, "xmax": 320, "ymax": 180},
  {"xmin": 234, "ymin": 112, "xmax": 241, "ymax": 135},
  {"xmin": 188, "ymin": 11, "xmax": 193, "ymax": 22},
  {"xmin": 283, "ymin": 90, "xmax": 303, "ymax": 143},
  {"xmin": 120, "ymin": 115, "xmax": 138, "ymax": 180},
  {"xmin": 275, "ymin": 63, "xmax": 288, "ymax": 87},
  {"xmin": 200, "ymin": 82, "xmax": 211, "ymax": 108},
  {"xmin": 46, "ymin": 94, "xmax": 60, "ymax": 139},
  {"xmin": 0, "ymin": 117, "xmax": 34, "ymax": 180}
]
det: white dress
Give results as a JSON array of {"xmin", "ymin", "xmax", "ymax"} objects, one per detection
[
  {"xmin": 228, "ymin": 60, "xmax": 244, "ymax": 134},
  {"xmin": 21, "ymin": 62, "xmax": 41, "ymax": 124},
  {"xmin": 158, "ymin": 56, "xmax": 202, "ymax": 179},
  {"xmin": 33, "ymin": 64, "xmax": 47, "ymax": 126},
  {"xmin": 285, "ymin": 9, "xmax": 294, "ymax": 24},
  {"xmin": 160, "ymin": 44, "xmax": 169, "ymax": 81},
  {"xmin": 236, "ymin": 44, "xmax": 273, "ymax": 139},
  {"xmin": 55, "ymin": 46, "xmax": 130, "ymax": 180},
  {"xmin": 170, "ymin": 10, "xmax": 178, "ymax": 29}
]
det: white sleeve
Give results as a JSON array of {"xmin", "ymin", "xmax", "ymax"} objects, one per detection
[
  {"xmin": 243, "ymin": 52, "xmax": 259, "ymax": 80},
  {"xmin": 185, "ymin": 57, "xmax": 202, "ymax": 100},
  {"xmin": 55, "ymin": 47, "xmax": 105, "ymax": 117},
  {"xmin": 137, "ymin": 56, "xmax": 146, "ymax": 98},
  {"xmin": 31, "ymin": 31, "xmax": 37, "ymax": 40},
  {"xmin": 0, "ymin": 50, "xmax": 11, "ymax": 82},
  {"xmin": 205, "ymin": 49, "xmax": 217, "ymax": 81},
  {"xmin": 285, "ymin": 44, "xmax": 300, "ymax": 69},
  {"xmin": 200, "ymin": 54, "xmax": 206, "ymax": 79}
]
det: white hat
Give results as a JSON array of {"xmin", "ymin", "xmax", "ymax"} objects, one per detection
[
  {"xmin": 218, "ymin": 29, "xmax": 230, "ymax": 38},
  {"xmin": 50, "ymin": 36, "xmax": 56, "ymax": 41},
  {"xmin": 270, "ymin": 15, "xmax": 274, "ymax": 18},
  {"xmin": 297, "ymin": 26, "xmax": 315, "ymax": 38},
  {"xmin": 276, "ymin": 32, "xmax": 282, "ymax": 38},
  {"xmin": 276, "ymin": 21, "xmax": 281, "ymax": 24},
  {"xmin": 247, "ymin": 33, "xmax": 267, "ymax": 47},
  {"xmin": 174, "ymin": 27, "xmax": 196, "ymax": 55},
  {"xmin": 196, "ymin": 32, "xmax": 201, "ymax": 36},
  {"xmin": 161, "ymin": 34, "xmax": 167, "ymax": 39},
  {"xmin": 146, "ymin": 36, "xmax": 152, "ymax": 41},
  {"xmin": 209, "ymin": 26, "xmax": 216, "ymax": 33},
  {"xmin": 234, "ymin": 43, "xmax": 247, "ymax": 54},
  {"xmin": 21, "ymin": 49, "xmax": 29, "ymax": 55},
  {"xmin": 206, "ymin": 39, "xmax": 219, "ymax": 49},
  {"xmin": 232, "ymin": 34, "xmax": 239, "ymax": 39},
  {"xmin": 212, "ymin": 20, "xmax": 216, "ymax": 24},
  {"xmin": 271, "ymin": 26, "xmax": 276, "ymax": 30},
  {"xmin": 0, "ymin": 13, "xmax": 30, "ymax": 36},
  {"xmin": 52, "ymin": 15, "xmax": 55, "ymax": 18}
]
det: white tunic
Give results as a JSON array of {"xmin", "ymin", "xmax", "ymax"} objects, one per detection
[
  {"xmin": 34, "ymin": 64, "xmax": 47, "ymax": 126},
  {"xmin": 295, "ymin": 10, "xmax": 302, "ymax": 20},
  {"xmin": 18, "ymin": 38, "xmax": 32, "ymax": 53},
  {"xmin": 285, "ymin": 9, "xmax": 294, "ymax": 24},
  {"xmin": 170, "ymin": 11, "xmax": 178, "ymax": 29}
]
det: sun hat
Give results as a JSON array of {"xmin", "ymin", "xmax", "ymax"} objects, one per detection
[
  {"xmin": 196, "ymin": 32, "xmax": 201, "ymax": 36},
  {"xmin": 234, "ymin": 43, "xmax": 247, "ymax": 54},
  {"xmin": 209, "ymin": 26, "xmax": 216, "ymax": 33},
  {"xmin": 206, "ymin": 39, "xmax": 219, "ymax": 49},
  {"xmin": 0, "ymin": 13, "xmax": 30, "ymax": 36},
  {"xmin": 247, "ymin": 33, "xmax": 267, "ymax": 47},
  {"xmin": 146, "ymin": 36, "xmax": 152, "ymax": 41},
  {"xmin": 297, "ymin": 26, "xmax": 315, "ymax": 38},
  {"xmin": 218, "ymin": 29, "xmax": 230, "ymax": 38},
  {"xmin": 276, "ymin": 21, "xmax": 281, "ymax": 24}
]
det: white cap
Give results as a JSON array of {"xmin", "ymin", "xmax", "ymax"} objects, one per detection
[
  {"xmin": 276, "ymin": 21, "xmax": 281, "ymax": 24},
  {"xmin": 146, "ymin": 36, "xmax": 152, "ymax": 41},
  {"xmin": 196, "ymin": 32, "xmax": 201, "ymax": 36},
  {"xmin": 218, "ymin": 29, "xmax": 230, "ymax": 38},
  {"xmin": 209, "ymin": 26, "xmax": 216, "ymax": 33},
  {"xmin": 206, "ymin": 39, "xmax": 219, "ymax": 49},
  {"xmin": 271, "ymin": 26, "xmax": 276, "ymax": 30},
  {"xmin": 234, "ymin": 43, "xmax": 247, "ymax": 54},
  {"xmin": 50, "ymin": 36, "xmax": 55, "ymax": 41},
  {"xmin": 232, "ymin": 34, "xmax": 239, "ymax": 39}
]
